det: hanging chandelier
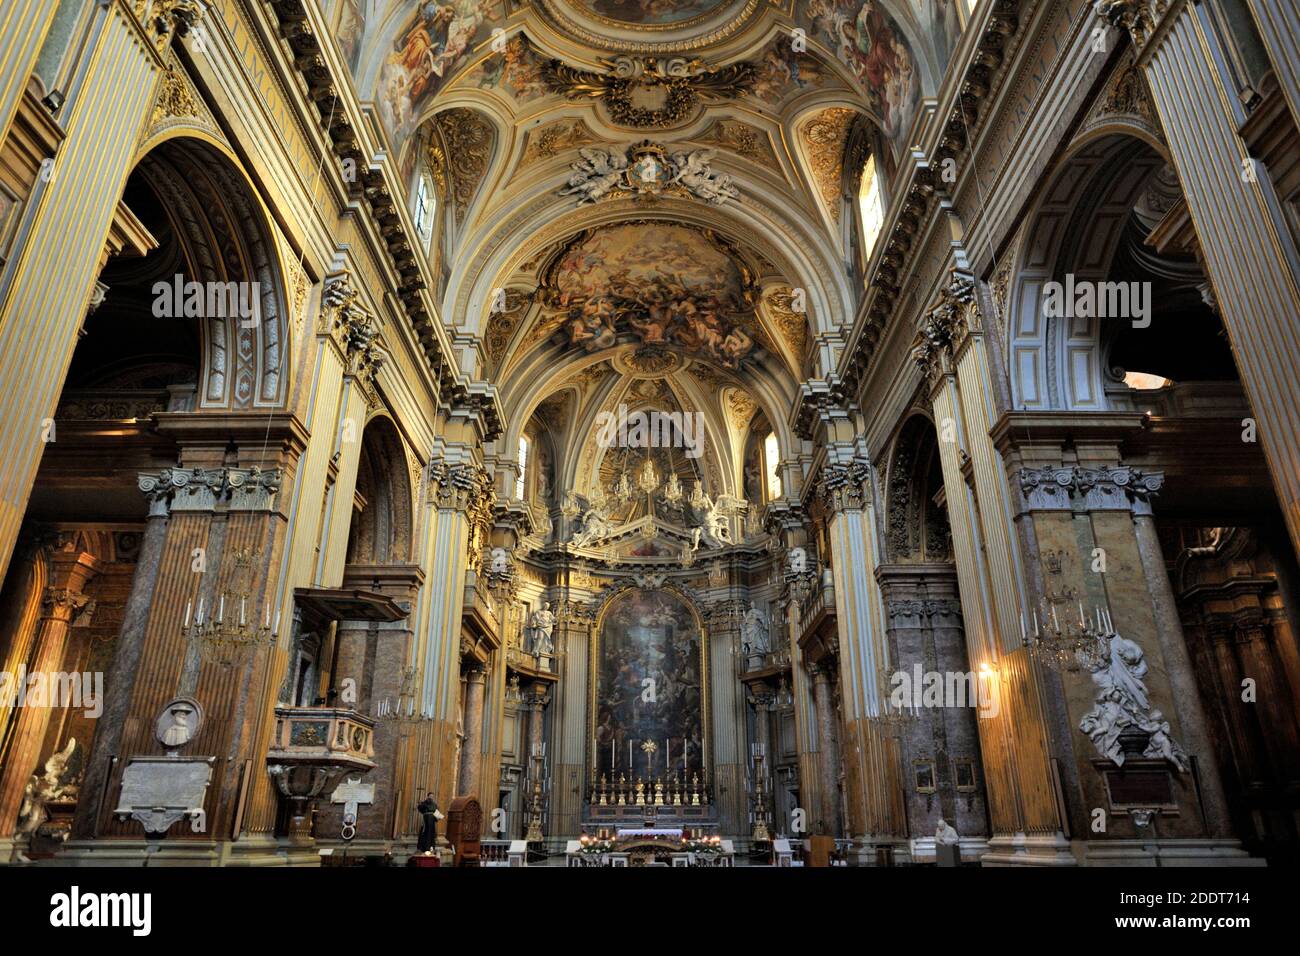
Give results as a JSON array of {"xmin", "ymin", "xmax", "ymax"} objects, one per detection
[{"xmin": 1020, "ymin": 599, "xmax": 1111, "ymax": 672}]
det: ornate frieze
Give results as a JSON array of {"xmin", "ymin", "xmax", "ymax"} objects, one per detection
[
  {"xmin": 1016, "ymin": 466, "xmax": 1164, "ymax": 514},
  {"xmin": 886, "ymin": 599, "xmax": 964, "ymax": 627}
]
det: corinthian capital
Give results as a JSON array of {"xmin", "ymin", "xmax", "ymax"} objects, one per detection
[
  {"xmin": 321, "ymin": 271, "xmax": 387, "ymax": 385},
  {"xmin": 911, "ymin": 269, "xmax": 978, "ymax": 382},
  {"xmin": 818, "ymin": 458, "xmax": 872, "ymax": 513},
  {"xmin": 1094, "ymin": 0, "xmax": 1170, "ymax": 50}
]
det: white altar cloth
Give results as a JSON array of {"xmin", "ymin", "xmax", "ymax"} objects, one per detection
[{"xmin": 616, "ymin": 827, "xmax": 683, "ymax": 839}]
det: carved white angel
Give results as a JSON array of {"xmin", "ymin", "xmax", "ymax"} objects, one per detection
[
  {"xmin": 1080, "ymin": 633, "xmax": 1189, "ymax": 771},
  {"xmin": 669, "ymin": 148, "xmax": 738, "ymax": 205},
  {"xmin": 689, "ymin": 492, "xmax": 746, "ymax": 551},
  {"xmin": 16, "ymin": 739, "xmax": 82, "ymax": 839},
  {"xmin": 560, "ymin": 147, "xmax": 629, "ymax": 204},
  {"xmin": 570, "ymin": 497, "xmax": 615, "ymax": 548}
]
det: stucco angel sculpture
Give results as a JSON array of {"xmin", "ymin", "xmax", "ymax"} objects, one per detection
[{"xmin": 560, "ymin": 148, "xmax": 629, "ymax": 204}]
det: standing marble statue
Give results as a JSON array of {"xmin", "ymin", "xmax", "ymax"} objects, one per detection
[
  {"xmin": 529, "ymin": 602, "xmax": 556, "ymax": 657},
  {"xmin": 741, "ymin": 602, "xmax": 769, "ymax": 656}
]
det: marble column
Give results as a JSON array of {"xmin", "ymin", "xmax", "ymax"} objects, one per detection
[
  {"xmin": 748, "ymin": 687, "xmax": 774, "ymax": 794},
  {"xmin": 458, "ymin": 665, "xmax": 487, "ymax": 798},
  {"xmin": 1130, "ymin": 490, "xmax": 1233, "ymax": 838},
  {"xmin": 809, "ymin": 662, "xmax": 840, "ymax": 835},
  {"xmin": 70, "ymin": 474, "xmax": 171, "ymax": 840},
  {"xmin": 917, "ymin": 269, "xmax": 1073, "ymax": 864},
  {"xmin": 0, "ymin": 2, "xmax": 168, "ymax": 585},
  {"xmin": 1107, "ymin": 0, "xmax": 1300, "ymax": 558},
  {"xmin": 549, "ymin": 602, "xmax": 591, "ymax": 840},
  {"xmin": 0, "ymin": 548, "xmax": 97, "ymax": 844},
  {"xmin": 0, "ymin": 0, "xmax": 63, "ymax": 145}
]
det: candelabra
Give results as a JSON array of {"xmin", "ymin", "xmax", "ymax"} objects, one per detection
[
  {"xmin": 1021, "ymin": 599, "xmax": 1111, "ymax": 672},
  {"xmin": 181, "ymin": 549, "xmax": 278, "ymax": 667},
  {"xmin": 875, "ymin": 662, "xmax": 921, "ymax": 733},
  {"xmin": 376, "ymin": 666, "xmax": 429, "ymax": 726}
]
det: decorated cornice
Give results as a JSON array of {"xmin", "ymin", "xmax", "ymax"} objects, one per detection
[
  {"xmin": 138, "ymin": 466, "xmax": 284, "ymax": 514},
  {"xmin": 257, "ymin": 0, "xmax": 457, "ymax": 390},
  {"xmin": 836, "ymin": 0, "xmax": 1022, "ymax": 405},
  {"xmin": 793, "ymin": 378, "xmax": 851, "ymax": 441},
  {"xmin": 1016, "ymin": 465, "xmax": 1164, "ymax": 515}
]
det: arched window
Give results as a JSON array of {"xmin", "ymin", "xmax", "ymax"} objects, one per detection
[
  {"xmin": 413, "ymin": 173, "xmax": 436, "ymax": 250},
  {"xmin": 763, "ymin": 432, "xmax": 782, "ymax": 501},
  {"xmin": 858, "ymin": 153, "xmax": 885, "ymax": 264},
  {"xmin": 516, "ymin": 435, "xmax": 530, "ymax": 499}
]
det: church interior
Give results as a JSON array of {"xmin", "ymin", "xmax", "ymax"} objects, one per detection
[{"xmin": 0, "ymin": 0, "xmax": 1298, "ymax": 874}]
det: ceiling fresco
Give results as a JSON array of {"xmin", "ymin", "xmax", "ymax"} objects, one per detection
[
  {"xmin": 570, "ymin": 0, "xmax": 731, "ymax": 27},
  {"xmin": 546, "ymin": 223, "xmax": 757, "ymax": 368}
]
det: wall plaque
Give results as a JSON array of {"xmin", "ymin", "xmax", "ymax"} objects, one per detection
[{"xmin": 114, "ymin": 756, "xmax": 215, "ymax": 834}]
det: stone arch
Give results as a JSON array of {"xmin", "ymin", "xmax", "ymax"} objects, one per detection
[
  {"xmin": 129, "ymin": 136, "xmax": 291, "ymax": 410},
  {"xmin": 883, "ymin": 412, "xmax": 951, "ymax": 564},
  {"xmin": 347, "ymin": 415, "xmax": 414, "ymax": 567},
  {"xmin": 1004, "ymin": 132, "xmax": 1172, "ymax": 411}
]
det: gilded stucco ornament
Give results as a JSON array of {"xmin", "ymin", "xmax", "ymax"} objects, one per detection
[{"xmin": 543, "ymin": 56, "xmax": 756, "ymax": 129}]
